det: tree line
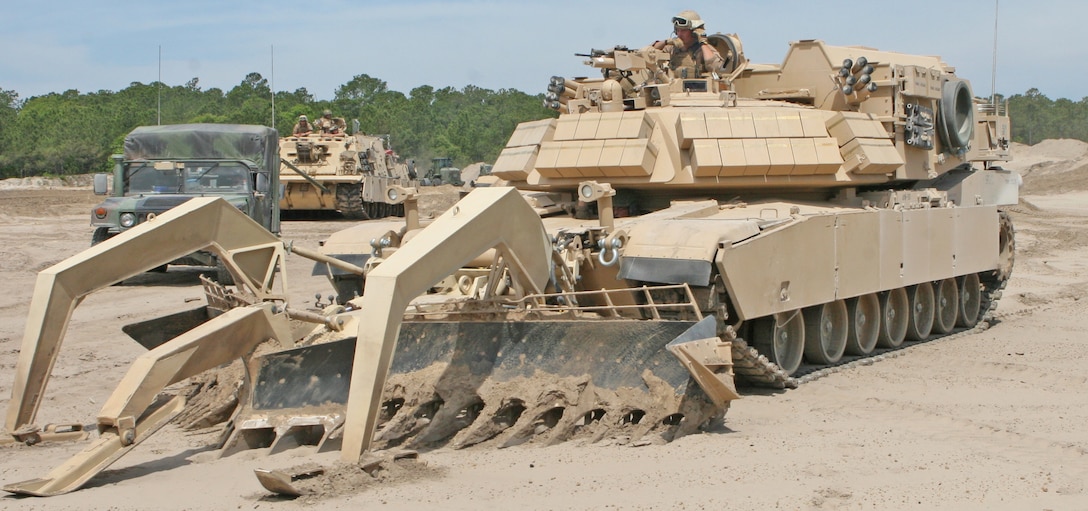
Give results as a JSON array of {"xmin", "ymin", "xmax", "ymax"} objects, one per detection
[
  {"xmin": 0, "ymin": 76, "xmax": 1084, "ymax": 179},
  {"xmin": 0, "ymin": 73, "xmax": 556, "ymax": 178},
  {"xmin": 1003, "ymin": 89, "xmax": 1088, "ymax": 146}
]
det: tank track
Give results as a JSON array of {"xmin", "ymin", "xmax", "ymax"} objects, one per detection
[
  {"xmin": 732, "ymin": 273, "xmax": 1007, "ymax": 389},
  {"xmin": 364, "ymin": 201, "xmax": 405, "ymax": 219},
  {"xmin": 734, "ymin": 210, "xmax": 1014, "ymax": 389},
  {"xmin": 335, "ymin": 183, "xmax": 368, "ymax": 220}
]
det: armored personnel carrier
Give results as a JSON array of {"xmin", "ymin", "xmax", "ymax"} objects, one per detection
[
  {"xmin": 279, "ymin": 126, "xmax": 416, "ymax": 218},
  {"xmin": 4, "ymin": 34, "xmax": 1016, "ymax": 497}
]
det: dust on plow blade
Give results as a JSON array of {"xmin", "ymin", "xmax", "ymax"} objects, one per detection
[{"xmin": 223, "ymin": 317, "xmax": 731, "ymax": 456}]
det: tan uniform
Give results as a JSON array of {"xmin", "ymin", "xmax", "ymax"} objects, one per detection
[
  {"xmin": 315, "ymin": 117, "xmax": 335, "ymax": 133},
  {"xmin": 663, "ymin": 37, "xmax": 725, "ymax": 78},
  {"xmin": 292, "ymin": 121, "xmax": 312, "ymax": 135},
  {"xmin": 316, "ymin": 116, "xmax": 347, "ymax": 134}
]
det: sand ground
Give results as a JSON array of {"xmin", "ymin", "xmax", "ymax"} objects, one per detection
[{"xmin": 0, "ymin": 141, "xmax": 1085, "ymax": 510}]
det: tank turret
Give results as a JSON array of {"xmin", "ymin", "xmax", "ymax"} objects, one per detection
[{"xmin": 493, "ymin": 39, "xmax": 1012, "ymax": 206}]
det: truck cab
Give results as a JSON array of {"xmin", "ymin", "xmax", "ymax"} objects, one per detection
[{"xmin": 91, "ymin": 124, "xmax": 281, "ymax": 281}]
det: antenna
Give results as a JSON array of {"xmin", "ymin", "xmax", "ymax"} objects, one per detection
[
  {"xmin": 990, "ymin": 0, "xmax": 999, "ymax": 104},
  {"xmin": 270, "ymin": 45, "xmax": 276, "ymax": 130},
  {"xmin": 157, "ymin": 45, "xmax": 162, "ymax": 125}
]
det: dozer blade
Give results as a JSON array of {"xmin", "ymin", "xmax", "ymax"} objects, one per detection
[
  {"xmin": 224, "ymin": 316, "xmax": 735, "ymax": 454},
  {"xmin": 3, "ymin": 395, "xmax": 185, "ymax": 497}
]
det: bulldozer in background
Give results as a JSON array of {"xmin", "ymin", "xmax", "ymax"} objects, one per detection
[
  {"xmin": 3, "ymin": 34, "xmax": 1017, "ymax": 497},
  {"xmin": 421, "ymin": 156, "xmax": 463, "ymax": 186},
  {"xmin": 279, "ymin": 121, "xmax": 417, "ymax": 219}
]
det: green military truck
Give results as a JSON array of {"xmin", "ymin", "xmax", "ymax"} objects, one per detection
[{"xmin": 91, "ymin": 124, "xmax": 281, "ymax": 283}]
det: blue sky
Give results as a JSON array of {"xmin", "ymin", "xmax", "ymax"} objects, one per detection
[{"xmin": 0, "ymin": 1, "xmax": 1080, "ymax": 102}]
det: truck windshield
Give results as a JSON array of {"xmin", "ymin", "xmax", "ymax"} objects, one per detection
[
  {"xmin": 182, "ymin": 164, "xmax": 250, "ymax": 193},
  {"xmin": 125, "ymin": 163, "xmax": 179, "ymax": 194},
  {"xmin": 124, "ymin": 162, "xmax": 251, "ymax": 194}
]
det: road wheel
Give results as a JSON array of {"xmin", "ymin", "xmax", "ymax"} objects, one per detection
[
  {"xmin": 932, "ymin": 278, "xmax": 959, "ymax": 334},
  {"xmin": 956, "ymin": 273, "xmax": 982, "ymax": 328},
  {"xmin": 845, "ymin": 294, "xmax": 880, "ymax": 356},
  {"xmin": 803, "ymin": 300, "xmax": 848, "ymax": 365},
  {"xmin": 906, "ymin": 282, "xmax": 935, "ymax": 341},
  {"xmin": 752, "ymin": 310, "xmax": 805, "ymax": 375},
  {"xmin": 877, "ymin": 287, "xmax": 909, "ymax": 348}
]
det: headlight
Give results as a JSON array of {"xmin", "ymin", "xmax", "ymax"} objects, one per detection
[
  {"xmin": 120, "ymin": 212, "xmax": 137, "ymax": 228},
  {"xmin": 580, "ymin": 184, "xmax": 594, "ymax": 199}
]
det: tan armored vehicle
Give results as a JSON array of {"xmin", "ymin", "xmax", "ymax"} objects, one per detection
[
  {"xmin": 280, "ymin": 125, "xmax": 416, "ymax": 218},
  {"xmin": 4, "ymin": 33, "xmax": 1015, "ymax": 497}
]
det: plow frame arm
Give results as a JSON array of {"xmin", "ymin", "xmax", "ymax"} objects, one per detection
[
  {"xmin": 6, "ymin": 197, "xmax": 286, "ymax": 435},
  {"xmin": 4, "ymin": 303, "xmax": 292, "ymax": 496}
]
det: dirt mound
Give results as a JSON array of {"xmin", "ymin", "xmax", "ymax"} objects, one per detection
[
  {"xmin": 0, "ymin": 174, "xmax": 95, "ymax": 190},
  {"xmin": 1010, "ymin": 139, "xmax": 1088, "ymax": 195},
  {"xmin": 1007, "ymin": 139, "xmax": 1088, "ymax": 173}
]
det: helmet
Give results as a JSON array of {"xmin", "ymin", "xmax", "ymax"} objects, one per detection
[
  {"xmin": 672, "ymin": 10, "xmax": 705, "ymax": 31},
  {"xmin": 323, "ymin": 109, "xmax": 332, "ymax": 116},
  {"xmin": 299, "ymin": 115, "xmax": 308, "ymax": 121}
]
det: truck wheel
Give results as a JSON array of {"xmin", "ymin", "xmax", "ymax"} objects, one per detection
[
  {"xmin": 214, "ymin": 259, "xmax": 235, "ymax": 286},
  {"xmin": 91, "ymin": 227, "xmax": 111, "ymax": 246}
]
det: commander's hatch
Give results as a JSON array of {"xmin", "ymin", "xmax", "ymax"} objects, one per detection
[{"xmin": 706, "ymin": 32, "xmax": 747, "ymax": 75}]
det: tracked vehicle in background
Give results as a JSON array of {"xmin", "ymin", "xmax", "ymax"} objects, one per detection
[
  {"xmin": 279, "ymin": 126, "xmax": 416, "ymax": 219},
  {"xmin": 4, "ymin": 35, "xmax": 1015, "ymax": 497}
]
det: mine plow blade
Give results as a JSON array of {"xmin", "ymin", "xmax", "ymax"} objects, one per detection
[
  {"xmin": 4, "ymin": 303, "xmax": 291, "ymax": 496},
  {"xmin": 224, "ymin": 315, "xmax": 736, "ymax": 455},
  {"xmin": 6, "ymin": 196, "xmax": 285, "ymax": 437}
]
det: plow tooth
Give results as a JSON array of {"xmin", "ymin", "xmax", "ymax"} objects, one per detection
[
  {"xmin": 499, "ymin": 401, "xmax": 572, "ymax": 449},
  {"xmin": 373, "ymin": 399, "xmax": 437, "ymax": 447},
  {"xmin": 406, "ymin": 394, "xmax": 484, "ymax": 448},
  {"xmin": 267, "ymin": 415, "xmax": 343, "ymax": 455},
  {"xmin": 450, "ymin": 398, "xmax": 526, "ymax": 449},
  {"xmin": 540, "ymin": 396, "xmax": 607, "ymax": 447}
]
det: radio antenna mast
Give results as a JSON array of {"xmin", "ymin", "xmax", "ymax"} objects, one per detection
[
  {"xmin": 270, "ymin": 45, "xmax": 276, "ymax": 130},
  {"xmin": 990, "ymin": 0, "xmax": 1000, "ymax": 104},
  {"xmin": 157, "ymin": 45, "xmax": 162, "ymax": 125}
]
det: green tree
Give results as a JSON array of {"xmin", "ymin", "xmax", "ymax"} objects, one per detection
[{"xmin": 0, "ymin": 71, "xmax": 553, "ymax": 179}]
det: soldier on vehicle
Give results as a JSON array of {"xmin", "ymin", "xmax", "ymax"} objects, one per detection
[
  {"xmin": 315, "ymin": 110, "xmax": 347, "ymax": 135},
  {"xmin": 651, "ymin": 10, "xmax": 726, "ymax": 79},
  {"xmin": 293, "ymin": 115, "xmax": 313, "ymax": 136}
]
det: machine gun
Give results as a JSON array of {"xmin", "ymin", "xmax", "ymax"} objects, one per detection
[{"xmin": 545, "ymin": 46, "xmax": 671, "ymax": 111}]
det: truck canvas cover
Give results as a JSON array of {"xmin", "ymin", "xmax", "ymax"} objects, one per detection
[{"xmin": 123, "ymin": 124, "xmax": 279, "ymax": 172}]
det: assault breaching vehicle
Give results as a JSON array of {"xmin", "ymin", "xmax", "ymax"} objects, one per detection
[{"xmin": 4, "ymin": 36, "xmax": 1016, "ymax": 496}]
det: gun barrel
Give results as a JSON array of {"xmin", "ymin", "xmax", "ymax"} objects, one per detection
[{"xmin": 587, "ymin": 57, "xmax": 616, "ymax": 69}]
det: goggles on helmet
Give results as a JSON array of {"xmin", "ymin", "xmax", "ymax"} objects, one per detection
[{"xmin": 673, "ymin": 16, "xmax": 694, "ymax": 30}]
